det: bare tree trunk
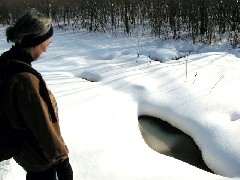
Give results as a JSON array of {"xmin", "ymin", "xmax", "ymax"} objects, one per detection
[
  {"xmin": 199, "ymin": 0, "xmax": 207, "ymax": 35},
  {"xmin": 168, "ymin": 0, "xmax": 178, "ymax": 38},
  {"xmin": 124, "ymin": 0, "xmax": 130, "ymax": 35}
]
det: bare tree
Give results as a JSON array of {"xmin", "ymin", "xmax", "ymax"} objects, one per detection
[{"xmin": 0, "ymin": 0, "xmax": 239, "ymax": 47}]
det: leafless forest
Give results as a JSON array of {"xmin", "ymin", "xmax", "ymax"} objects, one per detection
[{"xmin": 0, "ymin": 0, "xmax": 239, "ymax": 47}]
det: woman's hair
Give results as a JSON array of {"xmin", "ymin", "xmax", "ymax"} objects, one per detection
[{"xmin": 6, "ymin": 9, "xmax": 52, "ymax": 47}]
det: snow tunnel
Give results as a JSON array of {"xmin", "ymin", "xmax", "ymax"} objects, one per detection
[{"xmin": 138, "ymin": 115, "xmax": 213, "ymax": 173}]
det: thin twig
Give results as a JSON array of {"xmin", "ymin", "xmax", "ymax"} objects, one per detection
[
  {"xmin": 209, "ymin": 74, "xmax": 224, "ymax": 94},
  {"xmin": 193, "ymin": 72, "xmax": 197, "ymax": 84},
  {"xmin": 185, "ymin": 57, "xmax": 188, "ymax": 81}
]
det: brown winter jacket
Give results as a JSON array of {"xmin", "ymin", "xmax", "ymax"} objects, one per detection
[{"xmin": 0, "ymin": 46, "xmax": 69, "ymax": 172}]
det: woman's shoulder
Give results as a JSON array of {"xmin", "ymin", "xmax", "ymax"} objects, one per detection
[{"xmin": 10, "ymin": 71, "xmax": 40, "ymax": 91}]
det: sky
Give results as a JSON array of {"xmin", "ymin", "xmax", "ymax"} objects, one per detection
[{"xmin": 0, "ymin": 26, "xmax": 240, "ymax": 180}]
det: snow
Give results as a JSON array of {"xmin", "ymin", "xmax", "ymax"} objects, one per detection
[{"xmin": 1, "ymin": 26, "xmax": 240, "ymax": 180}]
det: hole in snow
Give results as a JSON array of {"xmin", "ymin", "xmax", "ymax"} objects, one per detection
[
  {"xmin": 231, "ymin": 112, "xmax": 240, "ymax": 121},
  {"xmin": 76, "ymin": 71, "xmax": 102, "ymax": 82},
  {"xmin": 138, "ymin": 115, "xmax": 213, "ymax": 173}
]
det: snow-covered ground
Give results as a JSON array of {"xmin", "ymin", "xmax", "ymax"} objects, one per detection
[{"xmin": 0, "ymin": 26, "xmax": 240, "ymax": 180}]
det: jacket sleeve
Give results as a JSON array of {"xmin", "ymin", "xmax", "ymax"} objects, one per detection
[{"xmin": 12, "ymin": 72, "xmax": 68, "ymax": 162}]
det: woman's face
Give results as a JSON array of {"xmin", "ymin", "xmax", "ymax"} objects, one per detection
[{"xmin": 32, "ymin": 37, "xmax": 52, "ymax": 60}]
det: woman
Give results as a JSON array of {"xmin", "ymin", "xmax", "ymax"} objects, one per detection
[{"xmin": 0, "ymin": 9, "xmax": 73, "ymax": 180}]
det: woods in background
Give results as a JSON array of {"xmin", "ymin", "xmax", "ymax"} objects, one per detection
[{"xmin": 0, "ymin": 0, "xmax": 239, "ymax": 47}]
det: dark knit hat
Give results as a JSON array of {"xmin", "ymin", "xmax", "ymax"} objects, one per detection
[{"xmin": 19, "ymin": 26, "xmax": 53, "ymax": 48}]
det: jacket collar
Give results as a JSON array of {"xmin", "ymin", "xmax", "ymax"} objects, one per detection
[{"xmin": 1, "ymin": 45, "xmax": 34, "ymax": 66}]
